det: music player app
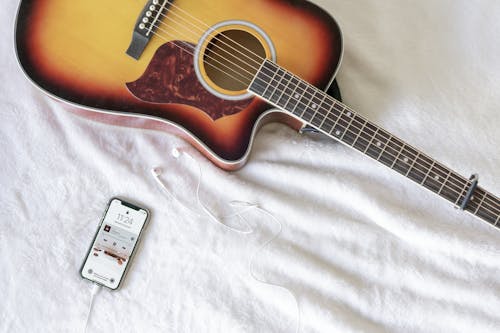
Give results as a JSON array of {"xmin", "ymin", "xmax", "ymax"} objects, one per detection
[{"xmin": 81, "ymin": 199, "xmax": 148, "ymax": 289}]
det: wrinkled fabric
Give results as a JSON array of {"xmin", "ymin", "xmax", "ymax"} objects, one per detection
[{"xmin": 1, "ymin": 0, "xmax": 499, "ymax": 332}]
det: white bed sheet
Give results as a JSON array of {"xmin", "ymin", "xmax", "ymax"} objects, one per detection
[{"xmin": 1, "ymin": 0, "xmax": 499, "ymax": 332}]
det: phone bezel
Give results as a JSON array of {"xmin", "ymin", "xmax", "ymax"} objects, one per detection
[{"xmin": 79, "ymin": 197, "xmax": 150, "ymax": 290}]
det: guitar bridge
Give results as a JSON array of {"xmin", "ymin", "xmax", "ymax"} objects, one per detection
[{"xmin": 126, "ymin": 0, "xmax": 171, "ymax": 60}]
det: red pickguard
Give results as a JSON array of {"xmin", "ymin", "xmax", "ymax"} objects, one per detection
[
  {"xmin": 15, "ymin": 0, "xmax": 343, "ymax": 166},
  {"xmin": 126, "ymin": 41, "xmax": 253, "ymax": 121}
]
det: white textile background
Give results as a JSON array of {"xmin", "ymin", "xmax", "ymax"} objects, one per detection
[{"xmin": 1, "ymin": 0, "xmax": 499, "ymax": 332}]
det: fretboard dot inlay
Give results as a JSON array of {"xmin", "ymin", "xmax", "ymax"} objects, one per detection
[{"xmin": 247, "ymin": 59, "xmax": 500, "ymax": 229}]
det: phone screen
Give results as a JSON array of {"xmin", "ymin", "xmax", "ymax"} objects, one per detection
[{"xmin": 81, "ymin": 198, "xmax": 148, "ymax": 289}]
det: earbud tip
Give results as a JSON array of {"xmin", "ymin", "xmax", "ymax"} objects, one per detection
[
  {"xmin": 152, "ymin": 167, "xmax": 162, "ymax": 176},
  {"xmin": 172, "ymin": 148, "xmax": 181, "ymax": 159}
]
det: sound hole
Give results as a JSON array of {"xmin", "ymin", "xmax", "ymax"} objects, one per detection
[{"xmin": 203, "ymin": 29, "xmax": 266, "ymax": 92}]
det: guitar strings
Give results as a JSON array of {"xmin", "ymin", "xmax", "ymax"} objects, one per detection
[
  {"xmin": 152, "ymin": 7, "xmax": 500, "ymax": 219},
  {"xmin": 145, "ymin": 28, "xmax": 500, "ymax": 221},
  {"xmin": 151, "ymin": 21, "xmax": 258, "ymax": 83},
  {"xmin": 144, "ymin": 25, "xmax": 500, "ymax": 219},
  {"xmin": 158, "ymin": 1, "xmax": 265, "ymax": 67},
  {"xmin": 145, "ymin": 21, "xmax": 500, "ymax": 219},
  {"xmin": 142, "ymin": 7, "xmax": 499, "ymax": 217},
  {"xmin": 145, "ymin": 28, "xmax": 500, "ymax": 215}
]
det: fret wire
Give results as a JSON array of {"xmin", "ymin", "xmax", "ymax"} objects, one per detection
[
  {"xmin": 390, "ymin": 141, "xmax": 405, "ymax": 168},
  {"xmin": 292, "ymin": 81, "xmax": 308, "ymax": 115},
  {"xmin": 339, "ymin": 111, "xmax": 356, "ymax": 140},
  {"xmin": 474, "ymin": 190, "xmax": 500, "ymax": 214},
  {"xmin": 267, "ymin": 69, "xmax": 286, "ymax": 101},
  {"xmin": 262, "ymin": 72, "xmax": 277, "ymax": 98},
  {"xmin": 309, "ymin": 90, "xmax": 323, "ymax": 121},
  {"xmin": 354, "ymin": 123, "xmax": 379, "ymax": 153},
  {"xmin": 495, "ymin": 215, "xmax": 499, "ymax": 226},
  {"xmin": 298, "ymin": 85, "xmax": 309, "ymax": 118},
  {"xmin": 370, "ymin": 130, "xmax": 388, "ymax": 160},
  {"xmin": 328, "ymin": 104, "xmax": 346, "ymax": 135},
  {"xmin": 353, "ymin": 126, "xmax": 388, "ymax": 161},
  {"xmin": 431, "ymin": 162, "xmax": 454, "ymax": 180},
  {"xmin": 328, "ymin": 116, "xmax": 496, "ymax": 215},
  {"xmin": 433, "ymin": 164, "xmax": 468, "ymax": 197},
  {"xmin": 321, "ymin": 101, "xmax": 343, "ymax": 132},
  {"xmin": 474, "ymin": 190, "xmax": 487, "ymax": 214},
  {"xmin": 365, "ymin": 128, "xmax": 468, "ymax": 189},
  {"xmin": 404, "ymin": 151, "xmax": 420, "ymax": 177},
  {"xmin": 437, "ymin": 170, "xmax": 452, "ymax": 195},
  {"xmin": 250, "ymin": 77, "xmax": 265, "ymax": 95},
  {"xmin": 466, "ymin": 189, "xmax": 500, "ymax": 219},
  {"xmin": 317, "ymin": 94, "xmax": 331, "ymax": 128},
  {"xmin": 255, "ymin": 62, "xmax": 470, "ymax": 186},
  {"xmin": 333, "ymin": 121, "xmax": 496, "ymax": 215},
  {"xmin": 284, "ymin": 77, "xmax": 302, "ymax": 111},
  {"xmin": 376, "ymin": 133, "xmax": 392, "ymax": 161},
  {"xmin": 298, "ymin": 82, "xmax": 313, "ymax": 118},
  {"xmin": 317, "ymin": 105, "xmax": 480, "ymax": 204},
  {"xmin": 297, "ymin": 82, "xmax": 309, "ymax": 120},
  {"xmin": 320, "ymin": 104, "xmax": 337, "ymax": 133},
  {"xmin": 278, "ymin": 75, "xmax": 296, "ymax": 107},
  {"xmin": 413, "ymin": 153, "xmax": 434, "ymax": 180},
  {"xmin": 260, "ymin": 63, "xmax": 280, "ymax": 97},
  {"xmin": 383, "ymin": 138, "xmax": 462, "ymax": 194},
  {"xmin": 326, "ymin": 99, "xmax": 348, "ymax": 131},
  {"xmin": 312, "ymin": 93, "xmax": 329, "ymax": 126},
  {"xmin": 472, "ymin": 191, "xmax": 497, "ymax": 221},
  {"xmin": 474, "ymin": 191, "xmax": 488, "ymax": 214},
  {"xmin": 251, "ymin": 62, "xmax": 500, "ymax": 214},
  {"xmin": 383, "ymin": 137, "xmax": 403, "ymax": 165},
  {"xmin": 454, "ymin": 180, "xmax": 471, "ymax": 206},
  {"xmin": 352, "ymin": 118, "xmax": 368, "ymax": 146},
  {"xmin": 468, "ymin": 192, "xmax": 500, "ymax": 217},
  {"xmin": 275, "ymin": 72, "xmax": 294, "ymax": 106},
  {"xmin": 363, "ymin": 127, "xmax": 379, "ymax": 154},
  {"xmin": 421, "ymin": 160, "xmax": 436, "ymax": 185},
  {"xmin": 330, "ymin": 98, "xmax": 468, "ymax": 185},
  {"xmin": 374, "ymin": 135, "xmax": 395, "ymax": 167},
  {"xmin": 301, "ymin": 86, "xmax": 318, "ymax": 120}
]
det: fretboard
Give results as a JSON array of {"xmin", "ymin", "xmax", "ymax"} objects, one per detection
[{"xmin": 248, "ymin": 59, "xmax": 500, "ymax": 228}]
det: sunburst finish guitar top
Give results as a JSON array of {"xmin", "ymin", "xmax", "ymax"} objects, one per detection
[
  {"xmin": 15, "ymin": 0, "xmax": 500, "ymax": 227},
  {"xmin": 16, "ymin": 0, "xmax": 342, "ymax": 166}
]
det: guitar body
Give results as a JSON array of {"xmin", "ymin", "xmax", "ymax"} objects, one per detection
[{"xmin": 15, "ymin": 0, "xmax": 343, "ymax": 169}]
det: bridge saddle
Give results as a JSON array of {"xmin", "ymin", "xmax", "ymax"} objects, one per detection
[{"xmin": 126, "ymin": 0, "xmax": 171, "ymax": 60}]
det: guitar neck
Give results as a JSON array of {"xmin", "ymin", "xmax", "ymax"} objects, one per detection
[{"xmin": 248, "ymin": 59, "xmax": 500, "ymax": 228}]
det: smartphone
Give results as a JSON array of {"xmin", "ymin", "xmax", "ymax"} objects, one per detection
[{"xmin": 80, "ymin": 198, "xmax": 150, "ymax": 290}]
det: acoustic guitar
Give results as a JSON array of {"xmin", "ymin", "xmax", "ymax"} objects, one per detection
[{"xmin": 15, "ymin": 0, "xmax": 499, "ymax": 227}]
